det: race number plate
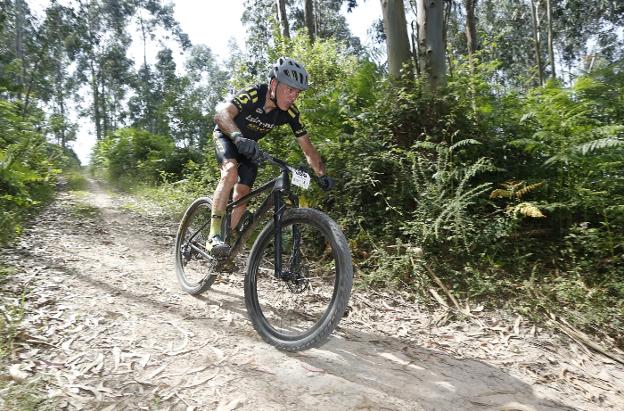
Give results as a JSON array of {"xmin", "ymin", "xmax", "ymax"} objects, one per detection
[{"xmin": 289, "ymin": 167, "xmax": 311, "ymax": 189}]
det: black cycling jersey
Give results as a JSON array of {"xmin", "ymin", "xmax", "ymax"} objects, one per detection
[{"xmin": 214, "ymin": 83, "xmax": 307, "ymax": 141}]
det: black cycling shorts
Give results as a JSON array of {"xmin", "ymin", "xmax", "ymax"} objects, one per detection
[{"xmin": 213, "ymin": 135, "xmax": 258, "ymax": 187}]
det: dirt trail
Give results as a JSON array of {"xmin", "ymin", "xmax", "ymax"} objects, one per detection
[{"xmin": 1, "ymin": 179, "xmax": 623, "ymax": 410}]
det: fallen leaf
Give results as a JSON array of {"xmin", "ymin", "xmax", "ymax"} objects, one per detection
[
  {"xmin": 217, "ymin": 397, "xmax": 245, "ymax": 411},
  {"xmin": 112, "ymin": 346, "xmax": 121, "ymax": 371},
  {"xmin": 9, "ymin": 364, "xmax": 29, "ymax": 382}
]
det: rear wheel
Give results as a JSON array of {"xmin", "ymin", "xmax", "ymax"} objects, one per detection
[
  {"xmin": 175, "ymin": 197, "xmax": 219, "ymax": 295},
  {"xmin": 244, "ymin": 208, "xmax": 353, "ymax": 351}
]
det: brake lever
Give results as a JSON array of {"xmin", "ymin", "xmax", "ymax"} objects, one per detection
[{"xmin": 253, "ymin": 151, "xmax": 272, "ymax": 166}]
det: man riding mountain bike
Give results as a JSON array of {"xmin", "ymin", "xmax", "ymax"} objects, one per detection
[{"xmin": 207, "ymin": 56, "xmax": 334, "ymax": 256}]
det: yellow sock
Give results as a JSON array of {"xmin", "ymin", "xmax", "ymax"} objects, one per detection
[{"xmin": 209, "ymin": 211, "xmax": 225, "ymax": 238}]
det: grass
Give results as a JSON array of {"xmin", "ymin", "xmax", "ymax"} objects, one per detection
[
  {"xmin": 64, "ymin": 169, "xmax": 89, "ymax": 192},
  {"xmin": 0, "ymin": 264, "xmax": 56, "ymax": 410},
  {"xmin": 131, "ymin": 180, "xmax": 202, "ymax": 217},
  {"xmin": 0, "ymin": 379, "xmax": 51, "ymax": 411},
  {"xmin": 0, "ymin": 265, "xmax": 26, "ymax": 361}
]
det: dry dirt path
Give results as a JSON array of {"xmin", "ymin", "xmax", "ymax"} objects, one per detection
[{"xmin": 1, "ymin": 180, "xmax": 623, "ymax": 410}]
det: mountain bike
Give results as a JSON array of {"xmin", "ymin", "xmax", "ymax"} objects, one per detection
[{"xmin": 174, "ymin": 151, "xmax": 353, "ymax": 351}]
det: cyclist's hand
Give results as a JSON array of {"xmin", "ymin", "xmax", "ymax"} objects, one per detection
[
  {"xmin": 232, "ymin": 134, "xmax": 259, "ymax": 160},
  {"xmin": 317, "ymin": 175, "xmax": 335, "ymax": 191},
  {"xmin": 252, "ymin": 150, "xmax": 270, "ymax": 166}
]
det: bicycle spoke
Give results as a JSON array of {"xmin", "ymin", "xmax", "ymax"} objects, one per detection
[
  {"xmin": 251, "ymin": 219, "xmax": 338, "ymax": 340},
  {"xmin": 175, "ymin": 198, "xmax": 219, "ymax": 294}
]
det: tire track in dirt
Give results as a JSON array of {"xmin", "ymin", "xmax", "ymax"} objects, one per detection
[{"xmin": 2, "ymin": 179, "xmax": 621, "ymax": 410}]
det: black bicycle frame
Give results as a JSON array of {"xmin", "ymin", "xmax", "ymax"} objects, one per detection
[{"xmin": 220, "ymin": 159, "xmax": 301, "ymax": 280}]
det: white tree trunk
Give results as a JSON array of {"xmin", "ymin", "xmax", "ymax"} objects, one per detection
[
  {"xmin": 276, "ymin": 0, "xmax": 290, "ymax": 39},
  {"xmin": 530, "ymin": 0, "xmax": 544, "ymax": 86},
  {"xmin": 464, "ymin": 0, "xmax": 478, "ymax": 54},
  {"xmin": 417, "ymin": 0, "xmax": 447, "ymax": 90},
  {"xmin": 305, "ymin": 0, "xmax": 315, "ymax": 42},
  {"xmin": 546, "ymin": 0, "xmax": 556, "ymax": 79},
  {"xmin": 380, "ymin": 0, "xmax": 412, "ymax": 79}
]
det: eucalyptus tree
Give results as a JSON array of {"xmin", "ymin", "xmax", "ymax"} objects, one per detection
[
  {"xmin": 131, "ymin": 0, "xmax": 190, "ymax": 135},
  {"xmin": 276, "ymin": 0, "xmax": 290, "ymax": 39},
  {"xmin": 529, "ymin": 0, "xmax": 544, "ymax": 85},
  {"xmin": 416, "ymin": 0, "xmax": 446, "ymax": 90},
  {"xmin": 151, "ymin": 47, "xmax": 180, "ymax": 138},
  {"xmin": 304, "ymin": 0, "xmax": 315, "ymax": 41},
  {"xmin": 241, "ymin": 0, "xmax": 274, "ymax": 80},
  {"xmin": 552, "ymin": 0, "xmax": 624, "ymax": 70},
  {"xmin": 476, "ymin": 0, "xmax": 624, "ymax": 87},
  {"xmin": 464, "ymin": 0, "xmax": 478, "ymax": 54},
  {"xmin": 380, "ymin": 0, "xmax": 411, "ymax": 79},
  {"xmin": 181, "ymin": 45, "xmax": 229, "ymax": 149},
  {"xmin": 69, "ymin": 0, "xmax": 129, "ymax": 140},
  {"xmin": 0, "ymin": 0, "xmax": 47, "ymax": 105},
  {"xmin": 68, "ymin": 0, "xmax": 190, "ymax": 141},
  {"xmin": 39, "ymin": 1, "xmax": 80, "ymax": 148},
  {"xmin": 288, "ymin": 0, "xmax": 363, "ymax": 52}
]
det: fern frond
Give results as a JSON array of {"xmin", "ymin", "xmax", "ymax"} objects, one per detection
[
  {"xmin": 576, "ymin": 137, "xmax": 623, "ymax": 155},
  {"xmin": 490, "ymin": 189, "xmax": 511, "ymax": 199},
  {"xmin": 593, "ymin": 125, "xmax": 624, "ymax": 137},
  {"xmin": 412, "ymin": 141, "xmax": 437, "ymax": 151},
  {"xmin": 507, "ymin": 202, "xmax": 545, "ymax": 218},
  {"xmin": 519, "ymin": 112, "xmax": 536, "ymax": 123},
  {"xmin": 544, "ymin": 153, "xmax": 570, "ymax": 166},
  {"xmin": 515, "ymin": 182, "xmax": 544, "ymax": 199},
  {"xmin": 450, "ymin": 138, "xmax": 481, "ymax": 151}
]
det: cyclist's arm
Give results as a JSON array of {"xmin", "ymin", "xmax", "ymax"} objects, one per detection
[
  {"xmin": 296, "ymin": 134, "xmax": 326, "ymax": 176},
  {"xmin": 214, "ymin": 103, "xmax": 242, "ymax": 139}
]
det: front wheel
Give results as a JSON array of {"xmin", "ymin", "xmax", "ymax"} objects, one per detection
[
  {"xmin": 244, "ymin": 208, "xmax": 353, "ymax": 351},
  {"xmin": 175, "ymin": 197, "xmax": 218, "ymax": 295}
]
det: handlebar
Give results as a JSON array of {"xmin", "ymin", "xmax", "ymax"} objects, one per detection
[{"xmin": 254, "ymin": 150, "xmax": 332, "ymax": 191}]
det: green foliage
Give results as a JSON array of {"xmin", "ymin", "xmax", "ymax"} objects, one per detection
[
  {"xmin": 0, "ymin": 265, "xmax": 26, "ymax": 361},
  {"xmin": 5, "ymin": 0, "xmax": 622, "ymax": 347},
  {"xmin": 0, "ymin": 97, "xmax": 75, "ymax": 245},
  {"xmin": 63, "ymin": 170, "xmax": 88, "ymax": 191},
  {"xmin": 313, "ymin": 53, "xmax": 623, "ymax": 344},
  {"xmin": 92, "ymin": 127, "xmax": 180, "ymax": 185}
]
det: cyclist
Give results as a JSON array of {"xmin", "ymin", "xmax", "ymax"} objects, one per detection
[{"xmin": 207, "ymin": 56, "xmax": 334, "ymax": 256}]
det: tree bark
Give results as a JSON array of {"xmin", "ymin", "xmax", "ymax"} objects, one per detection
[
  {"xmin": 304, "ymin": 0, "xmax": 315, "ymax": 42},
  {"xmin": 464, "ymin": 0, "xmax": 478, "ymax": 54},
  {"xmin": 530, "ymin": 0, "xmax": 544, "ymax": 86},
  {"xmin": 546, "ymin": 0, "xmax": 555, "ymax": 80},
  {"xmin": 380, "ymin": 0, "xmax": 412, "ymax": 79},
  {"xmin": 15, "ymin": 0, "xmax": 26, "ymax": 99},
  {"xmin": 276, "ymin": 0, "xmax": 290, "ymax": 39},
  {"xmin": 417, "ymin": 0, "xmax": 447, "ymax": 90},
  {"xmin": 89, "ymin": 61, "xmax": 102, "ymax": 141}
]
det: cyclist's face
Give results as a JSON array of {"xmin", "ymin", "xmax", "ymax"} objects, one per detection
[{"xmin": 274, "ymin": 82, "xmax": 301, "ymax": 110}]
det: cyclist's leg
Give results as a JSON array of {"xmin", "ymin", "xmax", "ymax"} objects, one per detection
[
  {"xmin": 231, "ymin": 161, "xmax": 258, "ymax": 229},
  {"xmin": 209, "ymin": 136, "xmax": 240, "ymax": 254}
]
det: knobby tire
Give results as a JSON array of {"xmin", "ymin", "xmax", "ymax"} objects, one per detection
[
  {"xmin": 244, "ymin": 208, "xmax": 353, "ymax": 351},
  {"xmin": 175, "ymin": 197, "xmax": 218, "ymax": 295}
]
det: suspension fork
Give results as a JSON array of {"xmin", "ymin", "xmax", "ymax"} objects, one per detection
[
  {"xmin": 273, "ymin": 168, "xmax": 302, "ymax": 279},
  {"xmin": 288, "ymin": 193, "xmax": 302, "ymax": 273},
  {"xmin": 272, "ymin": 188, "xmax": 286, "ymax": 278}
]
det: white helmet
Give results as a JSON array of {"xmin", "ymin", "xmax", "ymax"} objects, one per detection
[{"xmin": 269, "ymin": 57, "xmax": 309, "ymax": 91}]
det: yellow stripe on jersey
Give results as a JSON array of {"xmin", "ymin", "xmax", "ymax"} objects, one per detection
[
  {"xmin": 236, "ymin": 94, "xmax": 250, "ymax": 104},
  {"xmin": 252, "ymin": 97, "xmax": 258, "ymax": 103},
  {"xmin": 249, "ymin": 89, "xmax": 258, "ymax": 96},
  {"xmin": 287, "ymin": 108, "xmax": 296, "ymax": 118}
]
